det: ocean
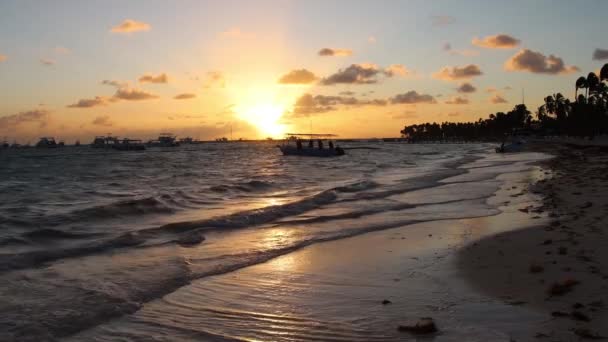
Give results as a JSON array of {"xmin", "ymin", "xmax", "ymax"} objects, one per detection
[{"xmin": 0, "ymin": 142, "xmax": 549, "ymax": 341}]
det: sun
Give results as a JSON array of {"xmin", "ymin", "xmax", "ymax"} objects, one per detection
[{"xmin": 237, "ymin": 103, "xmax": 287, "ymax": 138}]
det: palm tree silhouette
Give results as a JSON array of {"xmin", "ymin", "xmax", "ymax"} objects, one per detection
[
  {"xmin": 575, "ymin": 76, "xmax": 588, "ymax": 101},
  {"xmin": 600, "ymin": 63, "xmax": 608, "ymax": 82},
  {"xmin": 587, "ymin": 72, "xmax": 600, "ymax": 99}
]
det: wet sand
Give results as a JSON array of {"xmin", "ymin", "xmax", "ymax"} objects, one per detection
[{"xmin": 459, "ymin": 143, "xmax": 608, "ymax": 340}]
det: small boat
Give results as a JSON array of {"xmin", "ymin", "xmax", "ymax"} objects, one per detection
[
  {"xmin": 36, "ymin": 137, "xmax": 59, "ymax": 148},
  {"xmin": 112, "ymin": 138, "xmax": 146, "ymax": 151},
  {"xmin": 278, "ymin": 133, "xmax": 345, "ymax": 157},
  {"xmin": 91, "ymin": 135, "xmax": 119, "ymax": 148},
  {"xmin": 179, "ymin": 137, "xmax": 203, "ymax": 144},
  {"xmin": 148, "ymin": 133, "xmax": 180, "ymax": 147}
]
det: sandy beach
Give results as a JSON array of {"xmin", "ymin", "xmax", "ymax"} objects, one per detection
[{"xmin": 460, "ymin": 143, "xmax": 608, "ymax": 340}]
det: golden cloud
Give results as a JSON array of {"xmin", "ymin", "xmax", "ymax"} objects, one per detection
[
  {"xmin": 432, "ymin": 64, "xmax": 483, "ymax": 81},
  {"xmin": 318, "ymin": 48, "xmax": 353, "ymax": 57},
  {"xmin": 139, "ymin": 73, "xmax": 168, "ymax": 84},
  {"xmin": 174, "ymin": 93, "xmax": 196, "ymax": 100},
  {"xmin": 111, "ymin": 19, "xmax": 151, "ymax": 33},
  {"xmin": 278, "ymin": 69, "xmax": 317, "ymax": 84},
  {"xmin": 472, "ymin": 34, "xmax": 520, "ymax": 49}
]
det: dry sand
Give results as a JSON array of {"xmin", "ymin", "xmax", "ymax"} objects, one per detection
[{"xmin": 459, "ymin": 143, "xmax": 608, "ymax": 340}]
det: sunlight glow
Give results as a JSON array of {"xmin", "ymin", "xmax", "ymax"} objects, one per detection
[
  {"xmin": 237, "ymin": 102, "xmax": 287, "ymax": 138},
  {"xmin": 233, "ymin": 85, "xmax": 298, "ymax": 139}
]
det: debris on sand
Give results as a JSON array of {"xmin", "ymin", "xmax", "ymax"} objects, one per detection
[
  {"xmin": 397, "ymin": 317, "xmax": 438, "ymax": 334},
  {"xmin": 548, "ymin": 278, "xmax": 580, "ymax": 296}
]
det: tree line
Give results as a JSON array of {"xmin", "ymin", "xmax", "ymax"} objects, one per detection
[{"xmin": 400, "ymin": 64, "xmax": 608, "ymax": 142}]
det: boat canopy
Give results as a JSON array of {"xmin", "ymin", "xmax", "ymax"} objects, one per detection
[{"xmin": 285, "ymin": 133, "xmax": 338, "ymax": 138}]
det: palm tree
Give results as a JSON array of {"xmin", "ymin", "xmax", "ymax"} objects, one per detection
[
  {"xmin": 575, "ymin": 76, "xmax": 588, "ymax": 101},
  {"xmin": 587, "ymin": 72, "xmax": 600, "ymax": 99},
  {"xmin": 600, "ymin": 63, "xmax": 608, "ymax": 82}
]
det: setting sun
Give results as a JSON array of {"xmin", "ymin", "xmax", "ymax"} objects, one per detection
[{"xmin": 236, "ymin": 102, "xmax": 288, "ymax": 138}]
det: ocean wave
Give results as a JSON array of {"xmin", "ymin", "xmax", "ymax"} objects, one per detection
[
  {"xmin": 210, "ymin": 180, "xmax": 276, "ymax": 193},
  {"xmin": 22, "ymin": 228, "xmax": 96, "ymax": 241}
]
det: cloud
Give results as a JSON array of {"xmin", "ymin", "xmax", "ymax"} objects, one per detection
[
  {"xmin": 445, "ymin": 96, "xmax": 469, "ymax": 104},
  {"xmin": 278, "ymin": 69, "xmax": 317, "ymax": 84},
  {"xmin": 339, "ymin": 91, "xmax": 355, "ymax": 96},
  {"xmin": 113, "ymin": 88, "xmax": 159, "ymax": 100},
  {"xmin": 490, "ymin": 94, "xmax": 508, "ymax": 104},
  {"xmin": 40, "ymin": 58, "xmax": 55, "ymax": 66},
  {"xmin": 92, "ymin": 115, "xmax": 113, "ymax": 127},
  {"xmin": 139, "ymin": 73, "xmax": 168, "ymax": 84},
  {"xmin": 368, "ymin": 36, "xmax": 377, "ymax": 44},
  {"xmin": 505, "ymin": 49, "xmax": 579, "ymax": 74},
  {"xmin": 504, "ymin": 86, "xmax": 512, "ymax": 90},
  {"xmin": 0, "ymin": 109, "xmax": 50, "ymax": 128},
  {"xmin": 384, "ymin": 64, "xmax": 410, "ymax": 77},
  {"xmin": 204, "ymin": 71, "xmax": 226, "ymax": 88},
  {"xmin": 111, "ymin": 19, "xmax": 151, "ymax": 33},
  {"xmin": 318, "ymin": 48, "xmax": 353, "ymax": 57},
  {"xmin": 291, "ymin": 93, "xmax": 387, "ymax": 116},
  {"xmin": 67, "ymin": 96, "xmax": 110, "ymax": 108},
  {"xmin": 486, "ymin": 87, "xmax": 498, "ymax": 93},
  {"xmin": 0, "ymin": 54, "xmax": 6, "ymax": 62},
  {"xmin": 320, "ymin": 63, "xmax": 387, "ymax": 85},
  {"xmin": 593, "ymin": 48, "xmax": 608, "ymax": 60},
  {"xmin": 433, "ymin": 64, "xmax": 483, "ymax": 81},
  {"xmin": 174, "ymin": 93, "xmax": 196, "ymax": 100},
  {"xmin": 447, "ymin": 112, "xmax": 461, "ymax": 117},
  {"xmin": 390, "ymin": 91, "xmax": 436, "ymax": 104},
  {"xmin": 456, "ymin": 82, "xmax": 476, "ymax": 93},
  {"xmin": 101, "ymin": 80, "xmax": 126, "ymax": 88},
  {"xmin": 472, "ymin": 34, "xmax": 520, "ymax": 49},
  {"xmin": 431, "ymin": 15, "xmax": 455, "ymax": 27}
]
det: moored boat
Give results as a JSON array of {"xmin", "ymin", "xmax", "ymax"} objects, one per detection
[
  {"xmin": 148, "ymin": 133, "xmax": 180, "ymax": 147},
  {"xmin": 278, "ymin": 133, "xmax": 345, "ymax": 157},
  {"xmin": 35, "ymin": 137, "xmax": 59, "ymax": 148},
  {"xmin": 112, "ymin": 138, "xmax": 146, "ymax": 151},
  {"xmin": 91, "ymin": 135, "xmax": 119, "ymax": 148}
]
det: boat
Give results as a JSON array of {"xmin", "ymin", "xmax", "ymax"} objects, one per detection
[
  {"xmin": 91, "ymin": 135, "xmax": 119, "ymax": 148},
  {"xmin": 35, "ymin": 137, "xmax": 59, "ymax": 148},
  {"xmin": 179, "ymin": 137, "xmax": 203, "ymax": 144},
  {"xmin": 112, "ymin": 138, "xmax": 146, "ymax": 151},
  {"xmin": 278, "ymin": 133, "xmax": 345, "ymax": 157},
  {"xmin": 148, "ymin": 133, "xmax": 180, "ymax": 147}
]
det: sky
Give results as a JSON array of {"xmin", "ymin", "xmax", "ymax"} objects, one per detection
[{"xmin": 1, "ymin": 0, "xmax": 607, "ymax": 143}]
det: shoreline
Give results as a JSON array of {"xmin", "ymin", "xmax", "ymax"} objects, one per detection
[
  {"xmin": 458, "ymin": 142, "xmax": 608, "ymax": 340},
  {"xmin": 68, "ymin": 149, "xmax": 559, "ymax": 341}
]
